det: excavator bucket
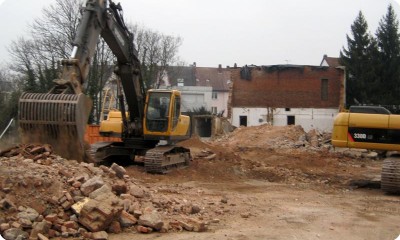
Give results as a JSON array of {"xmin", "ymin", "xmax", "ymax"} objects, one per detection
[{"xmin": 18, "ymin": 92, "xmax": 92, "ymax": 161}]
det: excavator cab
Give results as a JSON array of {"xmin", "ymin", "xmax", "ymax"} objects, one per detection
[
  {"xmin": 144, "ymin": 89, "xmax": 190, "ymax": 141},
  {"xmin": 98, "ymin": 89, "xmax": 190, "ymax": 141}
]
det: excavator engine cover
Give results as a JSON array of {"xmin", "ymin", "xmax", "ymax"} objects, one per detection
[{"xmin": 18, "ymin": 92, "xmax": 91, "ymax": 161}]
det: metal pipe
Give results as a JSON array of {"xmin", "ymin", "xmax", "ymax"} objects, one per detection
[{"xmin": 0, "ymin": 118, "xmax": 14, "ymax": 140}]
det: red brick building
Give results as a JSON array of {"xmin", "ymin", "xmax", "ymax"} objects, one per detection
[{"xmin": 229, "ymin": 65, "xmax": 345, "ymax": 131}]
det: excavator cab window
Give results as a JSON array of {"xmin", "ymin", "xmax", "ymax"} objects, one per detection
[
  {"xmin": 146, "ymin": 92, "xmax": 171, "ymax": 132},
  {"xmin": 172, "ymin": 96, "xmax": 181, "ymax": 129}
]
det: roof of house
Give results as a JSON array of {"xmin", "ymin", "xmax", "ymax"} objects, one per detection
[
  {"xmin": 166, "ymin": 66, "xmax": 196, "ymax": 86},
  {"xmin": 320, "ymin": 54, "xmax": 341, "ymax": 67},
  {"xmin": 195, "ymin": 66, "xmax": 231, "ymax": 91}
]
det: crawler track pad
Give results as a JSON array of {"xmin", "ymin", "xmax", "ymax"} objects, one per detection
[
  {"xmin": 18, "ymin": 92, "xmax": 91, "ymax": 161},
  {"xmin": 145, "ymin": 146, "xmax": 191, "ymax": 173}
]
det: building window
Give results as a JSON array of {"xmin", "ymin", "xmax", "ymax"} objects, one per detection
[
  {"xmin": 287, "ymin": 116, "xmax": 295, "ymax": 125},
  {"xmin": 321, "ymin": 79, "xmax": 328, "ymax": 100},
  {"xmin": 239, "ymin": 116, "xmax": 248, "ymax": 127},
  {"xmin": 285, "ymin": 108, "xmax": 291, "ymax": 111},
  {"xmin": 177, "ymin": 78, "xmax": 184, "ymax": 87},
  {"xmin": 211, "ymin": 107, "xmax": 217, "ymax": 114},
  {"xmin": 212, "ymin": 91, "xmax": 218, "ymax": 100}
]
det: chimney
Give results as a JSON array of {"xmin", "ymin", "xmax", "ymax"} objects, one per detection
[
  {"xmin": 218, "ymin": 64, "xmax": 222, "ymax": 73},
  {"xmin": 234, "ymin": 63, "xmax": 237, "ymax": 68},
  {"xmin": 193, "ymin": 62, "xmax": 196, "ymax": 67}
]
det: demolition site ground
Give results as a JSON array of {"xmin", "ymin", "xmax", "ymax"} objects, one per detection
[{"xmin": 0, "ymin": 125, "xmax": 399, "ymax": 240}]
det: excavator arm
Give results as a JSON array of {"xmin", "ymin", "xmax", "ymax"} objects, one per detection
[
  {"xmin": 18, "ymin": 0, "xmax": 144, "ymax": 160},
  {"xmin": 101, "ymin": 1, "xmax": 146, "ymax": 137}
]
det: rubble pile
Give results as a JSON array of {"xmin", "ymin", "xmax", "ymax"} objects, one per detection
[
  {"xmin": 0, "ymin": 145, "xmax": 231, "ymax": 239},
  {"xmin": 197, "ymin": 125, "xmax": 381, "ymax": 187},
  {"xmin": 213, "ymin": 125, "xmax": 332, "ymax": 152}
]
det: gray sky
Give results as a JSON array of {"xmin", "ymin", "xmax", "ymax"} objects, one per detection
[{"xmin": 1, "ymin": 0, "xmax": 400, "ymax": 67}]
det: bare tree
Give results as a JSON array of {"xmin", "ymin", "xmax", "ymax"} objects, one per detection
[
  {"xmin": 8, "ymin": 1, "xmax": 184, "ymax": 124},
  {"xmin": 0, "ymin": 65, "xmax": 21, "ymax": 131},
  {"xmin": 8, "ymin": 37, "xmax": 38, "ymax": 91},
  {"xmin": 8, "ymin": 0, "xmax": 114, "ymax": 123},
  {"xmin": 30, "ymin": 0, "xmax": 82, "ymax": 60},
  {"xmin": 131, "ymin": 24, "xmax": 183, "ymax": 89}
]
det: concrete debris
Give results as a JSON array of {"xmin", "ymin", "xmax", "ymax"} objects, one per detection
[
  {"xmin": 80, "ymin": 176, "xmax": 105, "ymax": 196},
  {"xmin": 112, "ymin": 180, "xmax": 128, "ymax": 195},
  {"xmin": 89, "ymin": 184, "xmax": 112, "ymax": 200},
  {"xmin": 138, "ymin": 209, "xmax": 164, "ymax": 231},
  {"xmin": 78, "ymin": 198, "xmax": 123, "ymax": 232},
  {"xmin": 110, "ymin": 163, "xmax": 127, "ymax": 179},
  {"xmin": 0, "ymin": 144, "xmax": 52, "ymax": 161},
  {"xmin": 174, "ymin": 218, "xmax": 208, "ymax": 232},
  {"xmin": 16, "ymin": 207, "xmax": 39, "ymax": 222},
  {"xmin": 37, "ymin": 233, "xmax": 49, "ymax": 240},
  {"xmin": 181, "ymin": 204, "xmax": 201, "ymax": 214},
  {"xmin": 2, "ymin": 228, "xmax": 29, "ymax": 240},
  {"xmin": 0, "ymin": 223, "xmax": 10, "ymax": 232},
  {"xmin": 91, "ymin": 230, "xmax": 108, "ymax": 240},
  {"xmin": 0, "ymin": 199, "xmax": 15, "ymax": 211},
  {"xmin": 1, "ymin": 124, "xmax": 377, "ymax": 239},
  {"xmin": 136, "ymin": 225, "xmax": 152, "ymax": 233},
  {"xmin": 129, "ymin": 184, "xmax": 146, "ymax": 198},
  {"xmin": 30, "ymin": 221, "xmax": 51, "ymax": 239},
  {"xmin": 0, "ymin": 144, "xmax": 224, "ymax": 239},
  {"xmin": 71, "ymin": 198, "xmax": 90, "ymax": 215},
  {"xmin": 119, "ymin": 210, "xmax": 137, "ymax": 227},
  {"xmin": 108, "ymin": 221, "xmax": 121, "ymax": 234},
  {"xmin": 210, "ymin": 124, "xmax": 380, "ymax": 160}
]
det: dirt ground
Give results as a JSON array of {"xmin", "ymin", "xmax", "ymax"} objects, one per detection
[
  {"xmin": 111, "ymin": 125, "xmax": 400, "ymax": 240},
  {"xmin": 1, "ymin": 124, "xmax": 400, "ymax": 240}
]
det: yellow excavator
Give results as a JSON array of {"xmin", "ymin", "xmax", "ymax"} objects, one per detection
[
  {"xmin": 18, "ymin": 0, "xmax": 191, "ymax": 173},
  {"xmin": 332, "ymin": 106, "xmax": 400, "ymax": 193}
]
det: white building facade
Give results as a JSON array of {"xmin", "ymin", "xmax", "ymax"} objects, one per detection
[
  {"xmin": 231, "ymin": 107, "xmax": 338, "ymax": 132},
  {"xmin": 169, "ymin": 86, "xmax": 212, "ymax": 113}
]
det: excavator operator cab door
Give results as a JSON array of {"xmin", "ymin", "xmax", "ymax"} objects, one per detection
[
  {"xmin": 144, "ymin": 89, "xmax": 190, "ymax": 141},
  {"xmin": 145, "ymin": 91, "xmax": 172, "ymax": 133}
]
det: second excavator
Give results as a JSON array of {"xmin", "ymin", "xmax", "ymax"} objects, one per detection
[
  {"xmin": 332, "ymin": 106, "xmax": 400, "ymax": 193},
  {"xmin": 18, "ymin": 0, "xmax": 191, "ymax": 173}
]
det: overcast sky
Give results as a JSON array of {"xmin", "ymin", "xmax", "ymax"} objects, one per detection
[{"xmin": 1, "ymin": 0, "xmax": 400, "ymax": 67}]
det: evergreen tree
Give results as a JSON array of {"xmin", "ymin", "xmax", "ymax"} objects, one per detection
[
  {"xmin": 375, "ymin": 4, "xmax": 400, "ymax": 105},
  {"xmin": 340, "ymin": 11, "xmax": 377, "ymax": 106}
]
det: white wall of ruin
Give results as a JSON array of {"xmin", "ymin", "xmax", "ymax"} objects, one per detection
[{"xmin": 231, "ymin": 107, "xmax": 339, "ymax": 132}]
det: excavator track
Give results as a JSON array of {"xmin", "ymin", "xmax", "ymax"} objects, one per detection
[
  {"xmin": 144, "ymin": 146, "xmax": 191, "ymax": 173},
  {"xmin": 381, "ymin": 157, "xmax": 400, "ymax": 193},
  {"xmin": 86, "ymin": 142, "xmax": 114, "ymax": 164}
]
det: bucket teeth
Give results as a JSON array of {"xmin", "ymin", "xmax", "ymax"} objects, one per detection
[{"xmin": 18, "ymin": 92, "xmax": 91, "ymax": 161}]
